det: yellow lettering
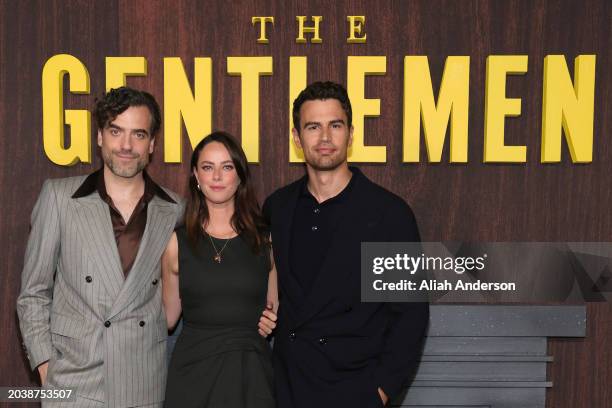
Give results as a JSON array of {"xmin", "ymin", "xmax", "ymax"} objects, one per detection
[
  {"xmin": 252, "ymin": 17, "xmax": 275, "ymax": 44},
  {"xmin": 484, "ymin": 55, "xmax": 528, "ymax": 162},
  {"xmin": 163, "ymin": 57, "xmax": 212, "ymax": 163},
  {"xmin": 296, "ymin": 16, "xmax": 323, "ymax": 43},
  {"xmin": 541, "ymin": 55, "xmax": 595, "ymax": 163},
  {"xmin": 347, "ymin": 16, "xmax": 367, "ymax": 43},
  {"xmin": 347, "ymin": 56, "xmax": 386, "ymax": 162},
  {"xmin": 403, "ymin": 56, "xmax": 470, "ymax": 163},
  {"xmin": 105, "ymin": 57, "xmax": 147, "ymax": 91},
  {"xmin": 42, "ymin": 54, "xmax": 91, "ymax": 166},
  {"xmin": 289, "ymin": 57, "xmax": 307, "ymax": 162},
  {"xmin": 227, "ymin": 57, "xmax": 273, "ymax": 163}
]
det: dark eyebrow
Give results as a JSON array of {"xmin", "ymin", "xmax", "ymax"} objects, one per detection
[
  {"xmin": 329, "ymin": 119, "xmax": 346, "ymax": 126},
  {"xmin": 303, "ymin": 121, "xmax": 321, "ymax": 128},
  {"xmin": 199, "ymin": 160, "xmax": 234, "ymax": 165},
  {"xmin": 108, "ymin": 123, "xmax": 150, "ymax": 137}
]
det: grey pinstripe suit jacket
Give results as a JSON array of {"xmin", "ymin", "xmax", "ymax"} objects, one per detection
[{"xmin": 17, "ymin": 175, "xmax": 184, "ymax": 407}]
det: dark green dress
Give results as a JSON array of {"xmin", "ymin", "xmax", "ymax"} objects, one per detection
[{"xmin": 164, "ymin": 227, "xmax": 274, "ymax": 408}]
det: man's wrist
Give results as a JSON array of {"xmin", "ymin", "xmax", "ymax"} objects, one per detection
[
  {"xmin": 37, "ymin": 361, "xmax": 49, "ymax": 385},
  {"xmin": 377, "ymin": 387, "xmax": 388, "ymax": 405},
  {"xmin": 26, "ymin": 340, "xmax": 53, "ymax": 371}
]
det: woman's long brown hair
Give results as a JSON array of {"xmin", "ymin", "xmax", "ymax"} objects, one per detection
[{"xmin": 185, "ymin": 131, "xmax": 269, "ymax": 254}]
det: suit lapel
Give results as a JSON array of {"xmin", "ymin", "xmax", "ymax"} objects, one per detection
[
  {"xmin": 72, "ymin": 193, "xmax": 125, "ymax": 300},
  {"xmin": 108, "ymin": 196, "xmax": 177, "ymax": 319},
  {"xmin": 274, "ymin": 177, "xmax": 308, "ymax": 307}
]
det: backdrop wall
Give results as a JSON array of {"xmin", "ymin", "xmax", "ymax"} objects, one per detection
[{"xmin": 0, "ymin": 1, "xmax": 610, "ymax": 407}]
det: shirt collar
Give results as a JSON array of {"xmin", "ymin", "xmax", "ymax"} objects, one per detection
[
  {"xmin": 300, "ymin": 166, "xmax": 358, "ymax": 203},
  {"xmin": 72, "ymin": 168, "xmax": 176, "ymax": 204}
]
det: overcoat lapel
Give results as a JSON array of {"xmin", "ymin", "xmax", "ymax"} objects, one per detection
[
  {"xmin": 72, "ymin": 193, "xmax": 125, "ymax": 301},
  {"xmin": 274, "ymin": 177, "xmax": 308, "ymax": 309},
  {"xmin": 108, "ymin": 196, "xmax": 176, "ymax": 319}
]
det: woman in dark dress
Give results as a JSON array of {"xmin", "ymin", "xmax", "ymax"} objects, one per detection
[{"xmin": 162, "ymin": 132, "xmax": 277, "ymax": 408}]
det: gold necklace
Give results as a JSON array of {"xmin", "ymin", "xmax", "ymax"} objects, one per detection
[{"xmin": 206, "ymin": 232, "xmax": 233, "ymax": 263}]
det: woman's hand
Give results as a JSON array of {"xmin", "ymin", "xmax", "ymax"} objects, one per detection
[{"xmin": 258, "ymin": 302, "xmax": 277, "ymax": 337}]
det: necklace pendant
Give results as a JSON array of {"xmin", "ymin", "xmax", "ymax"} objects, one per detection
[{"xmin": 213, "ymin": 254, "xmax": 222, "ymax": 263}]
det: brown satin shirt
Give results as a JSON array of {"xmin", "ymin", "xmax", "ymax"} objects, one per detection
[{"xmin": 72, "ymin": 169, "xmax": 175, "ymax": 277}]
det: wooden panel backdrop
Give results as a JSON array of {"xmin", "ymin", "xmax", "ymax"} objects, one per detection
[{"xmin": 0, "ymin": 0, "xmax": 610, "ymax": 406}]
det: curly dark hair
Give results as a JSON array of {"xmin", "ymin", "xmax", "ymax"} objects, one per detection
[
  {"xmin": 292, "ymin": 81, "xmax": 352, "ymax": 132},
  {"xmin": 93, "ymin": 86, "xmax": 161, "ymax": 136}
]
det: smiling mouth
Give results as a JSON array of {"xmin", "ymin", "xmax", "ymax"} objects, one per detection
[{"xmin": 115, "ymin": 153, "xmax": 138, "ymax": 160}]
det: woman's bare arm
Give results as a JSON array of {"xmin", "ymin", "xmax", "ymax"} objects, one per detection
[
  {"xmin": 161, "ymin": 232, "xmax": 181, "ymax": 330},
  {"xmin": 259, "ymin": 247, "xmax": 278, "ymax": 337}
]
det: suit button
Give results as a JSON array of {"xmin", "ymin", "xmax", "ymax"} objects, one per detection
[
  {"xmin": 104, "ymin": 321, "xmax": 111, "ymax": 328},
  {"xmin": 318, "ymin": 337, "xmax": 327, "ymax": 345},
  {"xmin": 85, "ymin": 276, "xmax": 92, "ymax": 283},
  {"xmin": 289, "ymin": 331, "xmax": 296, "ymax": 341},
  {"xmin": 152, "ymin": 279, "xmax": 159, "ymax": 285},
  {"xmin": 345, "ymin": 306, "xmax": 352, "ymax": 312},
  {"xmin": 139, "ymin": 321, "xmax": 146, "ymax": 327}
]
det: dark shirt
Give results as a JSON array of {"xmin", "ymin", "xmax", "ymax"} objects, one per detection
[
  {"xmin": 289, "ymin": 172, "xmax": 355, "ymax": 294},
  {"xmin": 72, "ymin": 169, "xmax": 175, "ymax": 277}
]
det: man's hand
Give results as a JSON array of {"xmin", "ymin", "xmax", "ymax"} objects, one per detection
[
  {"xmin": 258, "ymin": 302, "xmax": 277, "ymax": 337},
  {"xmin": 37, "ymin": 361, "xmax": 49, "ymax": 386},
  {"xmin": 378, "ymin": 387, "xmax": 389, "ymax": 405}
]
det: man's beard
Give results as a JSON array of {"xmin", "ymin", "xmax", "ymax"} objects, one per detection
[
  {"xmin": 307, "ymin": 155, "xmax": 344, "ymax": 171},
  {"xmin": 304, "ymin": 146, "xmax": 347, "ymax": 171},
  {"xmin": 103, "ymin": 150, "xmax": 148, "ymax": 178}
]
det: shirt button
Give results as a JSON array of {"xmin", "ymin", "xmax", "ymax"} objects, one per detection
[
  {"xmin": 289, "ymin": 331, "xmax": 296, "ymax": 341},
  {"xmin": 104, "ymin": 321, "xmax": 111, "ymax": 328},
  {"xmin": 85, "ymin": 276, "xmax": 93, "ymax": 283},
  {"xmin": 313, "ymin": 208, "xmax": 320, "ymax": 214},
  {"xmin": 311, "ymin": 226, "xmax": 318, "ymax": 231},
  {"xmin": 152, "ymin": 279, "xmax": 159, "ymax": 285},
  {"xmin": 139, "ymin": 321, "xmax": 146, "ymax": 327},
  {"xmin": 318, "ymin": 337, "xmax": 327, "ymax": 345}
]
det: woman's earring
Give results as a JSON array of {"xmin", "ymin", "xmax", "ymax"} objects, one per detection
[{"xmin": 197, "ymin": 183, "xmax": 201, "ymax": 191}]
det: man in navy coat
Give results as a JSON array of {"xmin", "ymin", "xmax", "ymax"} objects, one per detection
[{"xmin": 262, "ymin": 81, "xmax": 429, "ymax": 407}]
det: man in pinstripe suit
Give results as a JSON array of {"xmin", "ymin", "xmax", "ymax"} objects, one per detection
[{"xmin": 17, "ymin": 87, "xmax": 184, "ymax": 407}]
